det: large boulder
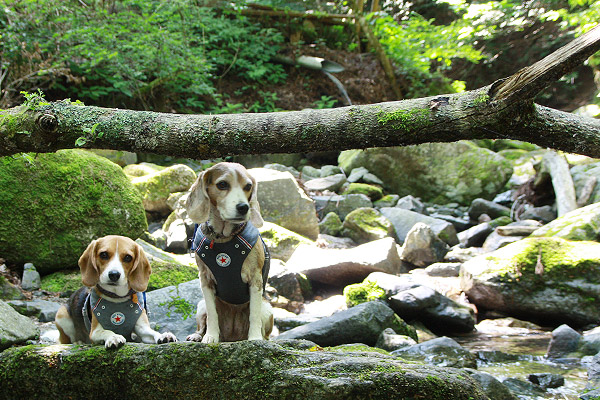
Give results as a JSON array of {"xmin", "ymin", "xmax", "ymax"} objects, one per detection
[
  {"xmin": 380, "ymin": 207, "xmax": 459, "ymax": 246},
  {"xmin": 0, "ymin": 300, "xmax": 39, "ymax": 349},
  {"xmin": 338, "ymin": 141, "xmax": 513, "ymax": 205},
  {"xmin": 285, "ymin": 238, "xmax": 408, "ymax": 287},
  {"xmin": 461, "ymin": 237, "xmax": 600, "ymax": 326},
  {"xmin": 276, "ymin": 300, "xmax": 416, "ymax": 346},
  {"xmin": 530, "ymin": 202, "xmax": 600, "ymax": 241},
  {"xmin": 136, "ymin": 239, "xmax": 198, "ymax": 291},
  {"xmin": 259, "ymin": 222, "xmax": 314, "ymax": 262},
  {"xmin": 0, "ymin": 150, "xmax": 147, "ymax": 272},
  {"xmin": 341, "ymin": 208, "xmax": 393, "ymax": 244},
  {"xmin": 249, "ymin": 168, "xmax": 319, "ymax": 240},
  {"xmin": 131, "ymin": 164, "xmax": 196, "ymax": 215},
  {"xmin": 399, "ymin": 222, "xmax": 449, "ymax": 267},
  {"xmin": 0, "ymin": 341, "xmax": 490, "ymax": 400}
]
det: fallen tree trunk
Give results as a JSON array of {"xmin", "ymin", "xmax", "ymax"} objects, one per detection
[{"xmin": 1, "ymin": 25, "xmax": 600, "ymax": 159}]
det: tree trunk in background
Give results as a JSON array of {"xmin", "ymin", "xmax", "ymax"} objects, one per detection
[{"xmin": 542, "ymin": 151, "xmax": 577, "ymax": 216}]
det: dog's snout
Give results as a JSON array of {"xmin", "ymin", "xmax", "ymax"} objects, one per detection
[
  {"xmin": 236, "ymin": 202, "xmax": 250, "ymax": 215},
  {"xmin": 108, "ymin": 270, "xmax": 121, "ymax": 282}
]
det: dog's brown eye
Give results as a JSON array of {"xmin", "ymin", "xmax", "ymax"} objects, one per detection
[
  {"xmin": 123, "ymin": 254, "xmax": 133, "ymax": 263},
  {"xmin": 216, "ymin": 181, "xmax": 229, "ymax": 190},
  {"xmin": 244, "ymin": 183, "xmax": 252, "ymax": 192},
  {"xmin": 99, "ymin": 251, "xmax": 109, "ymax": 259}
]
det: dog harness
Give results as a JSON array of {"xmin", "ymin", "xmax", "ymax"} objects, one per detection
[
  {"xmin": 191, "ymin": 222, "xmax": 270, "ymax": 305},
  {"xmin": 82, "ymin": 288, "xmax": 145, "ymax": 341}
]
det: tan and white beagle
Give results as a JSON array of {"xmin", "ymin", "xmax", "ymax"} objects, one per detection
[
  {"xmin": 55, "ymin": 235, "xmax": 177, "ymax": 349},
  {"xmin": 185, "ymin": 162, "xmax": 273, "ymax": 343}
]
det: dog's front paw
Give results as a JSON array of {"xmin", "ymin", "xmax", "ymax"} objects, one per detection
[
  {"xmin": 105, "ymin": 334, "xmax": 126, "ymax": 349},
  {"xmin": 247, "ymin": 334, "xmax": 264, "ymax": 341},
  {"xmin": 201, "ymin": 334, "xmax": 219, "ymax": 344},
  {"xmin": 186, "ymin": 332, "xmax": 203, "ymax": 342},
  {"xmin": 157, "ymin": 332, "xmax": 177, "ymax": 344}
]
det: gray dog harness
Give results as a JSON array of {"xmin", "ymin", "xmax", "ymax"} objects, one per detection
[
  {"xmin": 82, "ymin": 289, "xmax": 145, "ymax": 341},
  {"xmin": 191, "ymin": 222, "xmax": 270, "ymax": 305}
]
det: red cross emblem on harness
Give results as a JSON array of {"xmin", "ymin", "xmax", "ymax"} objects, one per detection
[{"xmin": 216, "ymin": 253, "xmax": 231, "ymax": 267}]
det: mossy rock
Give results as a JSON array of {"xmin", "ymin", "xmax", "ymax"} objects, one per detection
[
  {"xmin": 338, "ymin": 141, "xmax": 513, "ymax": 206},
  {"xmin": 341, "ymin": 208, "xmax": 393, "ymax": 244},
  {"xmin": 530, "ymin": 202, "xmax": 600, "ymax": 241},
  {"xmin": 131, "ymin": 164, "xmax": 196, "ymax": 214},
  {"xmin": 147, "ymin": 261, "xmax": 198, "ymax": 291},
  {"xmin": 259, "ymin": 222, "xmax": 314, "ymax": 262},
  {"xmin": 318, "ymin": 212, "xmax": 343, "ymax": 236},
  {"xmin": 0, "ymin": 341, "xmax": 489, "ymax": 399},
  {"xmin": 344, "ymin": 280, "xmax": 387, "ymax": 307},
  {"xmin": 343, "ymin": 183, "xmax": 384, "ymax": 201},
  {"xmin": 461, "ymin": 237, "xmax": 600, "ymax": 326},
  {"xmin": 123, "ymin": 162, "xmax": 164, "ymax": 177},
  {"xmin": 0, "ymin": 150, "xmax": 147, "ymax": 273},
  {"xmin": 40, "ymin": 269, "xmax": 82, "ymax": 296},
  {"xmin": 0, "ymin": 276, "xmax": 25, "ymax": 300}
]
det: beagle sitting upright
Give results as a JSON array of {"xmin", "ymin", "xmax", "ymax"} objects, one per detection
[
  {"xmin": 55, "ymin": 235, "xmax": 177, "ymax": 349},
  {"xmin": 185, "ymin": 162, "xmax": 273, "ymax": 343}
]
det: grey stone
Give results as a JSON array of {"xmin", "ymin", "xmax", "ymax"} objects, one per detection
[
  {"xmin": 457, "ymin": 222, "xmax": 493, "ymax": 248},
  {"xmin": 320, "ymin": 165, "xmax": 342, "ymax": 177},
  {"xmin": 373, "ymin": 194, "xmax": 400, "ymax": 209},
  {"xmin": 527, "ymin": 373, "xmax": 564, "ymax": 389},
  {"xmin": 580, "ymin": 326, "xmax": 600, "ymax": 355},
  {"xmin": 519, "ymin": 205, "xmax": 556, "ymax": 224},
  {"xmin": 250, "ymin": 168, "xmax": 319, "ymax": 240},
  {"xmin": 276, "ymin": 301, "xmax": 407, "ymax": 346},
  {"xmin": 468, "ymin": 198, "xmax": 511, "ymax": 221},
  {"xmin": 380, "ymin": 207, "xmax": 459, "ymax": 246},
  {"xmin": 341, "ymin": 207, "xmax": 393, "ymax": 244},
  {"xmin": 165, "ymin": 219, "xmax": 189, "ymax": 254},
  {"xmin": 301, "ymin": 165, "xmax": 321, "ymax": 180},
  {"xmin": 530, "ymin": 202, "xmax": 600, "ymax": 240},
  {"xmin": 0, "ymin": 276, "xmax": 25, "ymax": 300},
  {"xmin": 425, "ymin": 262, "xmax": 461, "ymax": 277},
  {"xmin": 285, "ymin": 238, "xmax": 409, "ymax": 287},
  {"xmin": 263, "ymin": 163, "xmax": 300, "ymax": 178},
  {"xmin": 7, "ymin": 299, "xmax": 62, "ymax": 322},
  {"xmin": 392, "ymin": 336, "xmax": 477, "ymax": 368},
  {"xmin": 502, "ymin": 378, "xmax": 546, "ymax": 398},
  {"xmin": 429, "ymin": 213, "xmax": 471, "ymax": 232},
  {"xmin": 375, "ymin": 328, "xmax": 417, "ymax": 352},
  {"xmin": 347, "ymin": 167, "xmax": 369, "ymax": 183},
  {"xmin": 132, "ymin": 164, "xmax": 197, "ymax": 214},
  {"xmin": 546, "ymin": 324, "xmax": 581, "ymax": 358},
  {"xmin": 318, "ymin": 212, "xmax": 343, "ymax": 236},
  {"xmin": 464, "ymin": 369, "xmax": 518, "ymax": 400},
  {"xmin": 481, "ymin": 231, "xmax": 522, "ymax": 252},
  {"xmin": 396, "ymin": 195, "xmax": 426, "ymax": 214},
  {"xmin": 146, "ymin": 279, "xmax": 204, "ymax": 341},
  {"xmin": 313, "ymin": 194, "xmax": 373, "ymax": 220},
  {"xmin": 399, "ymin": 223, "xmax": 449, "ymax": 267},
  {"xmin": 362, "ymin": 172, "xmax": 384, "ymax": 186},
  {"xmin": 21, "ymin": 263, "xmax": 41, "ymax": 291},
  {"xmin": 303, "ymin": 174, "xmax": 347, "ymax": 192},
  {"xmin": 0, "ymin": 300, "xmax": 39, "ymax": 349},
  {"xmin": 268, "ymin": 260, "xmax": 306, "ymax": 303}
]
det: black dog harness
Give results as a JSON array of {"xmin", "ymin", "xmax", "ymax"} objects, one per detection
[{"xmin": 191, "ymin": 222, "xmax": 270, "ymax": 305}]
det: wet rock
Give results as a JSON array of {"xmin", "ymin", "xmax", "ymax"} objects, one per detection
[
  {"xmin": 0, "ymin": 300, "xmax": 39, "ymax": 349},
  {"xmin": 380, "ymin": 207, "xmax": 459, "ymax": 246},
  {"xmin": 392, "ymin": 336, "xmax": 477, "ymax": 368},
  {"xmin": 0, "ymin": 340, "xmax": 491, "ymax": 399},
  {"xmin": 375, "ymin": 327, "xmax": 417, "ymax": 352},
  {"xmin": 502, "ymin": 378, "xmax": 546, "ymax": 398},
  {"xmin": 21, "ymin": 263, "xmax": 41, "ymax": 291},
  {"xmin": 546, "ymin": 324, "xmax": 581, "ymax": 359},
  {"xmin": 341, "ymin": 207, "xmax": 393, "ymax": 244},
  {"xmin": 530, "ymin": 202, "xmax": 600, "ymax": 241},
  {"xmin": 464, "ymin": 369, "xmax": 518, "ymax": 400},
  {"xmin": 399, "ymin": 222, "xmax": 449, "ymax": 267},
  {"xmin": 468, "ymin": 198, "xmax": 511, "ymax": 221},
  {"xmin": 527, "ymin": 373, "xmax": 564, "ymax": 389},
  {"xmin": 250, "ymin": 168, "xmax": 319, "ymax": 240},
  {"xmin": 461, "ymin": 237, "xmax": 600, "ymax": 327},
  {"xmin": 303, "ymin": 174, "xmax": 347, "ymax": 192},
  {"xmin": 318, "ymin": 212, "xmax": 343, "ymax": 236},
  {"xmin": 313, "ymin": 194, "xmax": 373, "ymax": 220},
  {"xmin": 276, "ymin": 300, "xmax": 416, "ymax": 346},
  {"xmin": 285, "ymin": 238, "xmax": 408, "ymax": 287}
]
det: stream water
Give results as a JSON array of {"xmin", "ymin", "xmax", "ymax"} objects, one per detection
[{"xmin": 453, "ymin": 321, "xmax": 588, "ymax": 399}]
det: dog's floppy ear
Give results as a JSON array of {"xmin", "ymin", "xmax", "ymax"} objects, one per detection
[
  {"xmin": 79, "ymin": 240, "xmax": 99, "ymax": 287},
  {"xmin": 249, "ymin": 174, "xmax": 263, "ymax": 228},
  {"xmin": 186, "ymin": 169, "xmax": 211, "ymax": 224},
  {"xmin": 128, "ymin": 243, "xmax": 151, "ymax": 292}
]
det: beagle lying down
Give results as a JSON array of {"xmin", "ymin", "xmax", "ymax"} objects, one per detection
[
  {"xmin": 185, "ymin": 162, "xmax": 273, "ymax": 343},
  {"xmin": 55, "ymin": 235, "xmax": 177, "ymax": 348}
]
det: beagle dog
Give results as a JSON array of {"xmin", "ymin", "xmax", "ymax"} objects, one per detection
[
  {"xmin": 55, "ymin": 235, "xmax": 177, "ymax": 349},
  {"xmin": 185, "ymin": 162, "xmax": 273, "ymax": 343}
]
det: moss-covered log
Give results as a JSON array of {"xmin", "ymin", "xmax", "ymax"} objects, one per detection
[
  {"xmin": 1, "ymin": 25, "xmax": 600, "ymax": 158},
  {"xmin": 0, "ymin": 340, "xmax": 488, "ymax": 400}
]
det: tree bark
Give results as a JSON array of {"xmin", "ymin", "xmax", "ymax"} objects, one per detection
[
  {"xmin": 1, "ymin": 25, "xmax": 600, "ymax": 159},
  {"xmin": 542, "ymin": 151, "xmax": 577, "ymax": 216}
]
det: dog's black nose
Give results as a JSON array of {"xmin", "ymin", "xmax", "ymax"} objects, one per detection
[
  {"xmin": 108, "ymin": 270, "xmax": 121, "ymax": 282},
  {"xmin": 236, "ymin": 202, "xmax": 249, "ymax": 215}
]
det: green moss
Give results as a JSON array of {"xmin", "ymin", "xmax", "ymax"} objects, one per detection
[
  {"xmin": 342, "ymin": 183, "xmax": 383, "ymax": 201},
  {"xmin": 377, "ymin": 108, "xmax": 431, "ymax": 129},
  {"xmin": 344, "ymin": 280, "xmax": 387, "ymax": 307},
  {"xmin": 341, "ymin": 207, "xmax": 393, "ymax": 244},
  {"xmin": 40, "ymin": 269, "xmax": 82, "ymax": 295},
  {"xmin": 489, "ymin": 216, "xmax": 512, "ymax": 228},
  {"xmin": 326, "ymin": 344, "xmax": 391, "ymax": 355},
  {"xmin": 472, "ymin": 93, "xmax": 490, "ymax": 107},
  {"xmin": 147, "ymin": 261, "xmax": 198, "ymax": 291},
  {"xmin": 318, "ymin": 212, "xmax": 343, "ymax": 236}
]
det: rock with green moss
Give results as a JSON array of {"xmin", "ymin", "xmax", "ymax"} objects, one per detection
[
  {"xmin": 0, "ymin": 340, "xmax": 489, "ymax": 399},
  {"xmin": 131, "ymin": 164, "xmax": 196, "ymax": 215},
  {"xmin": 374, "ymin": 194, "xmax": 400, "ymax": 209},
  {"xmin": 341, "ymin": 208, "xmax": 393, "ymax": 244},
  {"xmin": 344, "ymin": 279, "xmax": 388, "ymax": 307},
  {"xmin": 338, "ymin": 141, "xmax": 513, "ymax": 206},
  {"xmin": 461, "ymin": 237, "xmax": 600, "ymax": 326},
  {"xmin": 123, "ymin": 162, "xmax": 164, "ymax": 177},
  {"xmin": 0, "ymin": 150, "xmax": 147, "ymax": 273},
  {"xmin": 318, "ymin": 212, "xmax": 343, "ymax": 236},
  {"xmin": 0, "ymin": 300, "xmax": 39, "ymax": 349},
  {"xmin": 259, "ymin": 222, "xmax": 314, "ymax": 262},
  {"xmin": 277, "ymin": 300, "xmax": 417, "ymax": 345},
  {"xmin": 136, "ymin": 239, "xmax": 198, "ymax": 291},
  {"xmin": 530, "ymin": 202, "xmax": 600, "ymax": 241},
  {"xmin": 343, "ymin": 183, "xmax": 383, "ymax": 201},
  {"xmin": 380, "ymin": 207, "xmax": 459, "ymax": 246},
  {"xmin": 40, "ymin": 269, "xmax": 82, "ymax": 296},
  {"xmin": 0, "ymin": 276, "xmax": 25, "ymax": 300}
]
